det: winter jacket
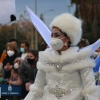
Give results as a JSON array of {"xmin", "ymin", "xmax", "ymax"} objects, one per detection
[
  {"xmin": 18, "ymin": 58, "xmax": 37, "ymax": 84},
  {"xmin": 3, "ymin": 53, "xmax": 17, "ymax": 79}
]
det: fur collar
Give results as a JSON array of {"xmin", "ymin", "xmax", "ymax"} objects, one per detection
[{"xmin": 37, "ymin": 47, "xmax": 95, "ymax": 72}]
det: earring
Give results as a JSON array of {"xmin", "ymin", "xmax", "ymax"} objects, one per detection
[{"xmin": 64, "ymin": 42, "xmax": 68, "ymax": 46}]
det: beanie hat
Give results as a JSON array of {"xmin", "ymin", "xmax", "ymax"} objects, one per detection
[{"xmin": 50, "ymin": 13, "xmax": 82, "ymax": 46}]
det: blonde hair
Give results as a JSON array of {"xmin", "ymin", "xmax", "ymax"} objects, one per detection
[{"xmin": 6, "ymin": 42, "xmax": 18, "ymax": 53}]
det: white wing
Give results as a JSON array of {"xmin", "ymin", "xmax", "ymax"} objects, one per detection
[
  {"xmin": 80, "ymin": 39, "xmax": 100, "ymax": 54},
  {"xmin": 26, "ymin": 6, "xmax": 51, "ymax": 47}
]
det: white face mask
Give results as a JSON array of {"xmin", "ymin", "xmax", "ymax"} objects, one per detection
[
  {"xmin": 7, "ymin": 50, "xmax": 14, "ymax": 57},
  {"xmin": 50, "ymin": 37, "xmax": 66, "ymax": 50},
  {"xmin": 14, "ymin": 63, "xmax": 19, "ymax": 69}
]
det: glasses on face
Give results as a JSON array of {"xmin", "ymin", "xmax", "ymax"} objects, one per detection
[{"xmin": 51, "ymin": 31, "xmax": 62, "ymax": 38}]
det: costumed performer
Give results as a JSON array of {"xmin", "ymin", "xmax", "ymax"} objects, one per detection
[{"xmin": 24, "ymin": 13, "xmax": 99, "ymax": 100}]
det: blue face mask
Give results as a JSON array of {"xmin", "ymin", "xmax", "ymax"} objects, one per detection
[{"xmin": 20, "ymin": 48, "xmax": 25, "ymax": 53}]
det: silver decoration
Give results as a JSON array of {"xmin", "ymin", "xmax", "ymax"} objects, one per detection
[
  {"xmin": 49, "ymin": 85, "xmax": 73, "ymax": 99},
  {"xmin": 33, "ymin": 92, "xmax": 42, "ymax": 100},
  {"xmin": 56, "ymin": 64, "xmax": 63, "ymax": 71},
  {"xmin": 39, "ymin": 57, "xmax": 90, "ymax": 72},
  {"xmin": 48, "ymin": 78, "xmax": 80, "ymax": 99}
]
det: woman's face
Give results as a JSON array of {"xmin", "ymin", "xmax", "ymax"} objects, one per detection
[
  {"xmin": 27, "ymin": 52, "xmax": 35, "ymax": 59},
  {"xmin": 51, "ymin": 27, "xmax": 70, "ymax": 45}
]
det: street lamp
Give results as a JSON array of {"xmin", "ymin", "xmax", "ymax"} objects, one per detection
[
  {"xmin": 34, "ymin": 0, "xmax": 38, "ymax": 50},
  {"xmin": 14, "ymin": 23, "xmax": 16, "ymax": 39},
  {"xmin": 40, "ymin": 9, "xmax": 54, "ymax": 22},
  {"xmin": 0, "ymin": 24, "xmax": 1, "ymax": 33}
]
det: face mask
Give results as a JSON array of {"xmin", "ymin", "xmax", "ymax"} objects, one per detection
[
  {"xmin": 20, "ymin": 48, "xmax": 25, "ymax": 53},
  {"xmin": 50, "ymin": 37, "xmax": 65, "ymax": 50},
  {"xmin": 14, "ymin": 63, "xmax": 19, "ymax": 69},
  {"xmin": 7, "ymin": 50, "xmax": 14, "ymax": 57},
  {"xmin": 27, "ymin": 58, "xmax": 36, "ymax": 64}
]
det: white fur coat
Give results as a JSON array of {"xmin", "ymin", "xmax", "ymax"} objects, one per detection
[{"xmin": 24, "ymin": 47, "xmax": 99, "ymax": 100}]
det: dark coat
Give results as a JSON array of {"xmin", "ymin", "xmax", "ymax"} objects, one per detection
[
  {"xmin": 18, "ymin": 58, "xmax": 37, "ymax": 83},
  {"xmin": 3, "ymin": 53, "xmax": 17, "ymax": 79},
  {"xmin": 17, "ymin": 52, "xmax": 22, "ymax": 57}
]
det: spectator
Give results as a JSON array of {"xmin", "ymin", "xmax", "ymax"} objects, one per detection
[
  {"xmin": 78, "ymin": 38, "xmax": 89, "ymax": 49},
  {"xmin": 18, "ymin": 42, "xmax": 30, "ymax": 59},
  {"xmin": 18, "ymin": 50, "xmax": 38, "ymax": 98},
  {"xmin": 7, "ymin": 57, "xmax": 23, "ymax": 100},
  {"xmin": 8, "ymin": 57, "xmax": 23, "ymax": 85},
  {"xmin": 40, "ymin": 42, "xmax": 49, "ymax": 51},
  {"xmin": 1, "ymin": 42, "xmax": 18, "ymax": 100},
  {"xmin": 3, "ymin": 42, "xmax": 18, "ymax": 79},
  {"xmin": 0, "ymin": 38, "xmax": 18, "ymax": 63},
  {"xmin": 8, "ymin": 58, "xmax": 22, "ymax": 100},
  {"xmin": 9, "ymin": 38, "xmax": 18, "ymax": 46}
]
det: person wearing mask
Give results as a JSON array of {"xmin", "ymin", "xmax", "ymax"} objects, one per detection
[
  {"xmin": 3, "ymin": 42, "xmax": 18, "ymax": 79},
  {"xmin": 18, "ymin": 42, "xmax": 30, "ymax": 59},
  {"xmin": 25, "ymin": 13, "xmax": 99, "ymax": 100},
  {"xmin": 7, "ymin": 57, "xmax": 23, "ymax": 100},
  {"xmin": 8, "ymin": 57, "xmax": 23, "ymax": 85},
  {"xmin": 0, "ymin": 38, "xmax": 18, "ymax": 63},
  {"xmin": 1, "ymin": 42, "xmax": 18, "ymax": 100},
  {"xmin": 18, "ymin": 50, "xmax": 38, "ymax": 98}
]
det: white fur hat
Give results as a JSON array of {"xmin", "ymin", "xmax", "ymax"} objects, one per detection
[{"xmin": 50, "ymin": 13, "xmax": 82, "ymax": 46}]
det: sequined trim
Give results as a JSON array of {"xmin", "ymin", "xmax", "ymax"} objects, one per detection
[
  {"xmin": 39, "ymin": 58, "xmax": 90, "ymax": 72},
  {"xmin": 49, "ymin": 85, "xmax": 73, "ymax": 99},
  {"xmin": 48, "ymin": 79, "xmax": 80, "ymax": 99},
  {"xmin": 32, "ymin": 92, "xmax": 42, "ymax": 100}
]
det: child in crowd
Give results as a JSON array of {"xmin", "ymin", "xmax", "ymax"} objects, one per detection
[
  {"xmin": 7, "ymin": 57, "xmax": 23, "ymax": 100},
  {"xmin": 8, "ymin": 57, "xmax": 23, "ymax": 85}
]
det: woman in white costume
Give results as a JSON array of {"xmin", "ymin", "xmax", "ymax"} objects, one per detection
[{"xmin": 24, "ymin": 13, "xmax": 99, "ymax": 100}]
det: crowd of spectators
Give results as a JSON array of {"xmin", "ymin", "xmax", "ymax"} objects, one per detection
[{"xmin": 0, "ymin": 39, "xmax": 38, "ymax": 100}]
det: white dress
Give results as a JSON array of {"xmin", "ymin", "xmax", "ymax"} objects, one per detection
[{"xmin": 24, "ymin": 47, "xmax": 99, "ymax": 100}]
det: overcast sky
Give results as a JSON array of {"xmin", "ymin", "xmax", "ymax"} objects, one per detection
[{"xmin": 16, "ymin": 0, "xmax": 75, "ymax": 27}]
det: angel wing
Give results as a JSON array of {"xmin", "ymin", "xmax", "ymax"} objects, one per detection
[{"xmin": 26, "ymin": 6, "xmax": 51, "ymax": 47}]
